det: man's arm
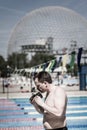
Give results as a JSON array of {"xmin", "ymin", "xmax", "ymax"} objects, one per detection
[
  {"xmin": 34, "ymin": 88, "xmax": 67, "ymax": 116},
  {"xmin": 31, "ymin": 99, "xmax": 44, "ymax": 114}
]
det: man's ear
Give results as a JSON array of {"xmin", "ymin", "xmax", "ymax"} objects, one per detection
[
  {"xmin": 44, "ymin": 81, "xmax": 47, "ymax": 87},
  {"xmin": 44, "ymin": 81, "xmax": 47, "ymax": 84}
]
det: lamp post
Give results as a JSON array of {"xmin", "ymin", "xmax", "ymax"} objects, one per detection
[
  {"xmin": 15, "ymin": 42, "xmax": 17, "ymax": 70},
  {"xmin": 6, "ymin": 65, "xmax": 11, "ymax": 99}
]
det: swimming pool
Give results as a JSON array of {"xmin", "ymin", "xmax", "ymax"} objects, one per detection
[
  {"xmin": 67, "ymin": 96, "xmax": 87, "ymax": 130},
  {"xmin": 0, "ymin": 96, "xmax": 87, "ymax": 130}
]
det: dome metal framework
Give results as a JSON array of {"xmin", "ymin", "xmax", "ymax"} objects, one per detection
[{"xmin": 8, "ymin": 6, "xmax": 87, "ymax": 55}]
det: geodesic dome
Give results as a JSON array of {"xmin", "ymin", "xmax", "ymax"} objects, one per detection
[{"xmin": 8, "ymin": 6, "xmax": 87, "ymax": 55}]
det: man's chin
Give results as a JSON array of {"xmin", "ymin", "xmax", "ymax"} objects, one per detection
[
  {"xmin": 39, "ymin": 90, "xmax": 44, "ymax": 93},
  {"xmin": 37, "ymin": 89, "xmax": 44, "ymax": 93}
]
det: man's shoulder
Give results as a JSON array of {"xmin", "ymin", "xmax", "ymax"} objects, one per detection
[
  {"xmin": 56, "ymin": 86, "xmax": 64, "ymax": 91},
  {"xmin": 55, "ymin": 86, "xmax": 66, "ymax": 96}
]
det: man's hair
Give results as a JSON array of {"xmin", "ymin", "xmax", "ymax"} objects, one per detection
[
  {"xmin": 35, "ymin": 71, "xmax": 52, "ymax": 83},
  {"xmin": 33, "ymin": 72, "xmax": 38, "ymax": 80}
]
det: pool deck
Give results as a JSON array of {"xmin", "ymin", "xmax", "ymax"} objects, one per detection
[{"xmin": 0, "ymin": 84, "xmax": 87, "ymax": 99}]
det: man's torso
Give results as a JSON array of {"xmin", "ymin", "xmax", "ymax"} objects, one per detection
[{"xmin": 43, "ymin": 86, "xmax": 67, "ymax": 129}]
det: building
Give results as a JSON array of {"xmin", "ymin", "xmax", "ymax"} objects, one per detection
[
  {"xmin": 8, "ymin": 6, "xmax": 87, "ymax": 57},
  {"xmin": 21, "ymin": 37, "xmax": 53, "ymax": 54}
]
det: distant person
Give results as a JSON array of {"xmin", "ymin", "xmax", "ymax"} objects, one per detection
[
  {"xmin": 30, "ymin": 71, "xmax": 68, "ymax": 130},
  {"xmin": 59, "ymin": 73, "xmax": 63, "ymax": 85},
  {"xmin": 3, "ymin": 78, "xmax": 9, "ymax": 88}
]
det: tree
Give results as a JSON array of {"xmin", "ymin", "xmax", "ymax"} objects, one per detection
[
  {"xmin": 28, "ymin": 53, "xmax": 56, "ymax": 67},
  {"xmin": 0, "ymin": 55, "xmax": 7, "ymax": 77},
  {"xmin": 7, "ymin": 52, "xmax": 29, "ymax": 69}
]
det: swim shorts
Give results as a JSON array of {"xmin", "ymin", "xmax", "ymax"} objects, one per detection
[{"xmin": 46, "ymin": 126, "xmax": 68, "ymax": 130}]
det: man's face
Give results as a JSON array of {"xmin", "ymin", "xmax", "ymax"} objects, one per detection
[{"xmin": 34, "ymin": 78, "xmax": 47, "ymax": 93}]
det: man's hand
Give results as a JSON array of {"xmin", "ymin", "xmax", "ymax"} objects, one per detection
[
  {"xmin": 29, "ymin": 92, "xmax": 43, "ymax": 104},
  {"xmin": 34, "ymin": 96, "xmax": 44, "ymax": 107}
]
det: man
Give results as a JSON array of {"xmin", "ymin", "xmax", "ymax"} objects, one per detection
[{"xmin": 30, "ymin": 71, "xmax": 68, "ymax": 130}]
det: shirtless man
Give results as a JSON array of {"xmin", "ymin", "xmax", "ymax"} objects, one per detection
[{"xmin": 30, "ymin": 71, "xmax": 68, "ymax": 130}]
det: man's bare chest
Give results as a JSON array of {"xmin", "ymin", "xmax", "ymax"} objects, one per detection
[{"xmin": 45, "ymin": 93, "xmax": 54, "ymax": 107}]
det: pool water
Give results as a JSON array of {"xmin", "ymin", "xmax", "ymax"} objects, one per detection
[
  {"xmin": 0, "ymin": 96, "xmax": 87, "ymax": 130},
  {"xmin": 67, "ymin": 96, "xmax": 87, "ymax": 130}
]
